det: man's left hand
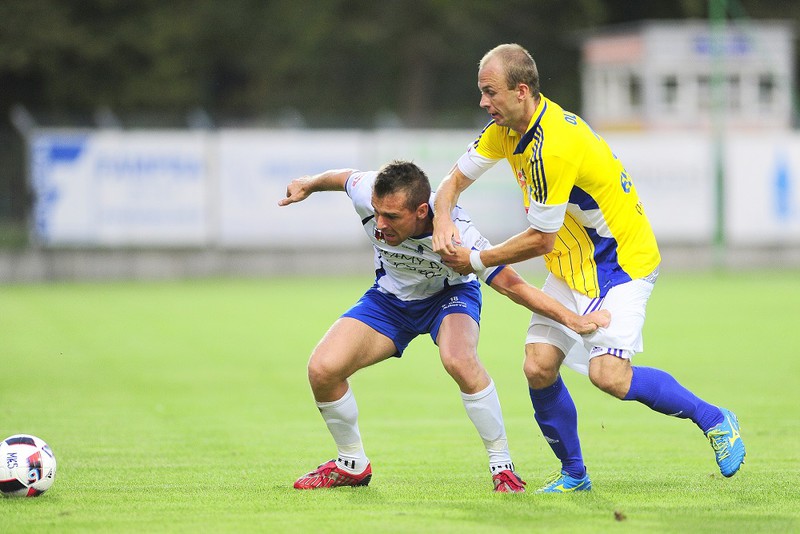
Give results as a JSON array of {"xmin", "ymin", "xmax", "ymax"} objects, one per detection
[{"xmin": 440, "ymin": 246, "xmax": 474, "ymax": 275}]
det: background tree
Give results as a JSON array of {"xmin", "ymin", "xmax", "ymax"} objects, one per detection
[{"xmin": 0, "ymin": 0, "xmax": 796, "ymax": 226}]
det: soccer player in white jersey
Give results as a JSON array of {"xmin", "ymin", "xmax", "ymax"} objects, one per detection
[{"xmin": 278, "ymin": 160, "xmax": 610, "ymax": 492}]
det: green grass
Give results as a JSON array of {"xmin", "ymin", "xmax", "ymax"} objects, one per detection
[{"xmin": 1, "ymin": 271, "xmax": 799, "ymax": 532}]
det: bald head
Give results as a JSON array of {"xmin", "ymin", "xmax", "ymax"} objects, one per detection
[{"xmin": 480, "ymin": 44, "xmax": 540, "ymax": 98}]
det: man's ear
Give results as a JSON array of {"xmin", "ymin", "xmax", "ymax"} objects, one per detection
[{"xmin": 416, "ymin": 203, "xmax": 429, "ymax": 219}]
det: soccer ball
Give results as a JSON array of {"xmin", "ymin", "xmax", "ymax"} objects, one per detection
[{"xmin": 0, "ymin": 434, "xmax": 57, "ymax": 497}]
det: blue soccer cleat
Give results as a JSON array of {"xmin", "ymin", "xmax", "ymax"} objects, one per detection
[
  {"xmin": 536, "ymin": 470, "xmax": 592, "ymax": 493},
  {"xmin": 705, "ymin": 407, "xmax": 746, "ymax": 477}
]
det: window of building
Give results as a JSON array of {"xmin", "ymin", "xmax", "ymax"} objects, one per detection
[
  {"xmin": 628, "ymin": 73, "xmax": 642, "ymax": 111},
  {"xmin": 661, "ymin": 74, "xmax": 679, "ymax": 111},
  {"xmin": 727, "ymin": 74, "xmax": 741, "ymax": 112},
  {"xmin": 758, "ymin": 73, "xmax": 776, "ymax": 111},
  {"xmin": 600, "ymin": 70, "xmax": 610, "ymax": 110},
  {"xmin": 697, "ymin": 75, "xmax": 711, "ymax": 111}
]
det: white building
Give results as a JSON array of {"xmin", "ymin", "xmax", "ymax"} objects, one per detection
[{"xmin": 581, "ymin": 20, "xmax": 796, "ymax": 131}]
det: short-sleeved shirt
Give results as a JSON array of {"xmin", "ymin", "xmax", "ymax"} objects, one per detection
[
  {"xmin": 345, "ymin": 170, "xmax": 502, "ymax": 301},
  {"xmin": 457, "ymin": 95, "xmax": 661, "ymax": 298}
]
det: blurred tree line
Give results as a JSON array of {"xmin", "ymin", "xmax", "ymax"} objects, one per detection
[{"xmin": 0, "ymin": 0, "xmax": 796, "ymax": 227}]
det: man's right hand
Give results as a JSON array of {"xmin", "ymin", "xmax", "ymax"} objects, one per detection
[
  {"xmin": 278, "ymin": 176, "xmax": 313, "ymax": 207},
  {"xmin": 572, "ymin": 309, "xmax": 612, "ymax": 335},
  {"xmin": 433, "ymin": 166, "xmax": 474, "ymax": 255},
  {"xmin": 432, "ymin": 216, "xmax": 461, "ymax": 256}
]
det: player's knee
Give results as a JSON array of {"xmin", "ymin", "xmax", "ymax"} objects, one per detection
[
  {"xmin": 523, "ymin": 357, "xmax": 559, "ymax": 389},
  {"xmin": 440, "ymin": 350, "xmax": 483, "ymax": 387},
  {"xmin": 441, "ymin": 352, "xmax": 472, "ymax": 378},
  {"xmin": 588, "ymin": 356, "xmax": 630, "ymax": 399},
  {"xmin": 306, "ymin": 355, "xmax": 344, "ymax": 391},
  {"xmin": 588, "ymin": 369, "xmax": 614, "ymax": 394},
  {"xmin": 306, "ymin": 360, "xmax": 327, "ymax": 391}
]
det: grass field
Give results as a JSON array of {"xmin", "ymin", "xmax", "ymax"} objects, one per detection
[{"xmin": 1, "ymin": 270, "xmax": 799, "ymax": 532}]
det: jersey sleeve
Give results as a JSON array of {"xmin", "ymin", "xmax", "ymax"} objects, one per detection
[
  {"xmin": 527, "ymin": 200, "xmax": 568, "ymax": 233},
  {"xmin": 526, "ymin": 153, "xmax": 575, "ymax": 233},
  {"xmin": 456, "ymin": 145, "xmax": 499, "ymax": 181},
  {"xmin": 344, "ymin": 170, "xmax": 377, "ymax": 219},
  {"xmin": 456, "ymin": 123, "xmax": 504, "ymax": 180}
]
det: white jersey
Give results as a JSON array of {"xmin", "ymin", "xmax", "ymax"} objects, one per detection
[{"xmin": 345, "ymin": 170, "xmax": 501, "ymax": 301}]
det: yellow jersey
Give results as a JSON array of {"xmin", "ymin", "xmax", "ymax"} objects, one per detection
[{"xmin": 457, "ymin": 95, "xmax": 660, "ymax": 298}]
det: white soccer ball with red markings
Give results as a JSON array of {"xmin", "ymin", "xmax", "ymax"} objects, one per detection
[{"xmin": 0, "ymin": 434, "xmax": 57, "ymax": 497}]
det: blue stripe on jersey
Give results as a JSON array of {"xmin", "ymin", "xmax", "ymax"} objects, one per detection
[
  {"xmin": 515, "ymin": 102, "xmax": 550, "ymax": 203},
  {"xmin": 531, "ymin": 128, "xmax": 547, "ymax": 203},
  {"xmin": 569, "ymin": 186, "xmax": 630, "ymax": 294},
  {"xmin": 484, "ymin": 264, "xmax": 505, "ymax": 286},
  {"xmin": 569, "ymin": 186, "xmax": 599, "ymax": 211},
  {"xmin": 584, "ymin": 226, "xmax": 632, "ymax": 296},
  {"xmin": 514, "ymin": 102, "xmax": 548, "ymax": 154},
  {"xmin": 473, "ymin": 120, "xmax": 496, "ymax": 148}
]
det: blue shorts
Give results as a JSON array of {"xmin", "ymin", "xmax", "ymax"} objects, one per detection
[{"xmin": 341, "ymin": 281, "xmax": 482, "ymax": 357}]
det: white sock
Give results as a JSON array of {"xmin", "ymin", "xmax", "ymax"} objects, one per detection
[
  {"xmin": 461, "ymin": 379, "xmax": 514, "ymax": 473},
  {"xmin": 316, "ymin": 387, "xmax": 369, "ymax": 474}
]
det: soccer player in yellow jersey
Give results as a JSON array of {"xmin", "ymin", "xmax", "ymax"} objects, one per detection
[{"xmin": 433, "ymin": 43, "xmax": 745, "ymax": 492}]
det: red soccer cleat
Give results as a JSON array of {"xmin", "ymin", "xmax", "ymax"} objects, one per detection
[
  {"xmin": 492, "ymin": 469, "xmax": 526, "ymax": 493},
  {"xmin": 293, "ymin": 460, "xmax": 372, "ymax": 489}
]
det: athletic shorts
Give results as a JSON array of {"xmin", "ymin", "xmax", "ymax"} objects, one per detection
[
  {"xmin": 341, "ymin": 281, "xmax": 482, "ymax": 357},
  {"xmin": 526, "ymin": 271, "xmax": 657, "ymax": 375}
]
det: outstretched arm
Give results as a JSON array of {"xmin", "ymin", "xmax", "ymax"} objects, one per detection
[
  {"xmin": 488, "ymin": 266, "xmax": 610, "ymax": 335},
  {"xmin": 277, "ymin": 169, "xmax": 355, "ymax": 206},
  {"xmin": 432, "ymin": 165, "xmax": 475, "ymax": 256},
  {"xmin": 441, "ymin": 228, "xmax": 557, "ymax": 275}
]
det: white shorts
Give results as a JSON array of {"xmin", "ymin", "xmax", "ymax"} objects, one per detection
[{"xmin": 526, "ymin": 272, "xmax": 656, "ymax": 375}]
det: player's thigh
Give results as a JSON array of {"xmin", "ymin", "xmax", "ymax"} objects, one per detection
[
  {"xmin": 525, "ymin": 275, "xmax": 579, "ymax": 381},
  {"xmin": 525, "ymin": 274, "xmax": 582, "ymax": 355},
  {"xmin": 436, "ymin": 313, "xmax": 489, "ymax": 392},
  {"xmin": 311, "ymin": 317, "xmax": 398, "ymax": 377},
  {"xmin": 436, "ymin": 313, "xmax": 479, "ymax": 358},
  {"xmin": 581, "ymin": 278, "xmax": 654, "ymax": 358}
]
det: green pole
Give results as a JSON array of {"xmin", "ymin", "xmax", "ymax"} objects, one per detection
[{"xmin": 710, "ymin": 0, "xmax": 727, "ymax": 269}]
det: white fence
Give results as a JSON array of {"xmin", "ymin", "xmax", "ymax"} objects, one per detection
[{"xmin": 29, "ymin": 128, "xmax": 800, "ymax": 248}]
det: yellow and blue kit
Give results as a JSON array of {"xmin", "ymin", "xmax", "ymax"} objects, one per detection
[{"xmin": 457, "ymin": 95, "xmax": 661, "ymax": 298}]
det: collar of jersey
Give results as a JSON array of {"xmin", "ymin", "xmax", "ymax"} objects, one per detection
[{"xmin": 513, "ymin": 97, "xmax": 548, "ymax": 155}]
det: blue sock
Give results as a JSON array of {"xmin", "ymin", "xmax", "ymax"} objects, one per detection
[
  {"xmin": 529, "ymin": 375, "xmax": 585, "ymax": 478},
  {"xmin": 624, "ymin": 366, "xmax": 723, "ymax": 432}
]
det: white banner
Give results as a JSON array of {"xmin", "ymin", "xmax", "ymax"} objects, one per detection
[
  {"xmin": 726, "ymin": 134, "xmax": 800, "ymax": 245},
  {"xmin": 29, "ymin": 128, "xmax": 800, "ymax": 248},
  {"xmin": 215, "ymin": 129, "xmax": 524, "ymax": 247},
  {"xmin": 32, "ymin": 131, "xmax": 210, "ymax": 246},
  {"xmin": 605, "ymin": 133, "xmax": 715, "ymax": 243},
  {"xmin": 216, "ymin": 129, "xmax": 364, "ymax": 247}
]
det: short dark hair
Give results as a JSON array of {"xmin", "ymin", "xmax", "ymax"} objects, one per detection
[
  {"xmin": 373, "ymin": 160, "xmax": 431, "ymax": 211},
  {"xmin": 480, "ymin": 43, "xmax": 540, "ymax": 97}
]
